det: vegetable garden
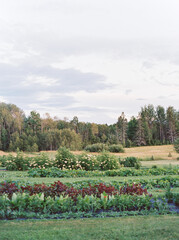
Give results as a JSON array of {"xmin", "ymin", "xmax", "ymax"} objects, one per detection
[{"xmin": 0, "ymin": 147, "xmax": 178, "ymax": 221}]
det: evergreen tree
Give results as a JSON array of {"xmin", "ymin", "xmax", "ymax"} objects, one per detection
[
  {"xmin": 117, "ymin": 112, "xmax": 127, "ymax": 146},
  {"xmin": 134, "ymin": 116, "xmax": 146, "ymax": 146}
]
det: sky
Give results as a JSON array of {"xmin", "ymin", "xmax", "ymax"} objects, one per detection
[{"xmin": 0, "ymin": 0, "xmax": 179, "ymax": 124}]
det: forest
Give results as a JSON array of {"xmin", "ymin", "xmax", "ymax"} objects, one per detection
[{"xmin": 0, "ymin": 102, "xmax": 178, "ymax": 152}]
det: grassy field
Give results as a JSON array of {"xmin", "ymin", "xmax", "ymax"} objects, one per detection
[
  {"xmin": 0, "ymin": 144, "xmax": 178, "ymax": 159},
  {"xmin": 47, "ymin": 145, "xmax": 179, "ymax": 162},
  {"xmin": 0, "ymin": 215, "xmax": 178, "ymax": 240}
]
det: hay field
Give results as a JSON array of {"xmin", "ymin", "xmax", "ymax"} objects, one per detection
[{"xmin": 0, "ymin": 145, "xmax": 178, "ymax": 167}]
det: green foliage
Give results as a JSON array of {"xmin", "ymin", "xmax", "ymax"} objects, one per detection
[
  {"xmin": 0, "ymin": 156, "xmax": 6, "ymax": 167},
  {"xmin": 5, "ymin": 152, "xmax": 30, "ymax": 171},
  {"xmin": 120, "ymin": 157, "xmax": 141, "ymax": 169},
  {"xmin": 0, "ymin": 102, "xmax": 179, "ymax": 152},
  {"xmin": 59, "ymin": 129, "xmax": 82, "ymax": 150},
  {"xmin": 77, "ymin": 153, "xmax": 99, "ymax": 171},
  {"xmin": 0, "ymin": 191, "xmax": 169, "ymax": 218},
  {"xmin": 108, "ymin": 144, "xmax": 125, "ymax": 153},
  {"xmin": 105, "ymin": 167, "xmax": 179, "ymax": 177},
  {"xmin": 29, "ymin": 153, "xmax": 54, "ymax": 169},
  {"xmin": 55, "ymin": 147, "xmax": 77, "ymax": 170},
  {"xmin": 28, "ymin": 168, "xmax": 105, "ymax": 178},
  {"xmin": 85, "ymin": 143, "xmax": 108, "ymax": 152},
  {"xmin": 174, "ymin": 138, "xmax": 179, "ymax": 153},
  {"xmin": 28, "ymin": 167, "xmax": 178, "ymax": 178},
  {"xmin": 165, "ymin": 184, "xmax": 173, "ymax": 202},
  {"xmin": 85, "ymin": 144, "xmax": 124, "ymax": 153},
  {"xmin": 97, "ymin": 152, "xmax": 120, "ymax": 170}
]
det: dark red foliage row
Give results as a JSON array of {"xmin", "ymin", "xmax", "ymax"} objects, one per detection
[
  {"xmin": 0, "ymin": 181, "xmax": 150, "ymax": 200},
  {"xmin": 120, "ymin": 184, "xmax": 151, "ymax": 196},
  {"xmin": 0, "ymin": 182, "xmax": 19, "ymax": 198}
]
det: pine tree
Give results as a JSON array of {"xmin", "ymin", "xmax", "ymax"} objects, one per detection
[{"xmin": 134, "ymin": 116, "xmax": 146, "ymax": 146}]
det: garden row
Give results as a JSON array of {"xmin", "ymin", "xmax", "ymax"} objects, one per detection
[
  {"xmin": 28, "ymin": 166, "xmax": 179, "ymax": 178},
  {"xmin": 27, "ymin": 175, "xmax": 179, "ymax": 189},
  {"xmin": 0, "ymin": 180, "xmax": 171, "ymax": 219},
  {"xmin": 0, "ymin": 181, "xmax": 150, "ymax": 198},
  {"xmin": 0, "ymin": 147, "xmax": 140, "ymax": 171}
]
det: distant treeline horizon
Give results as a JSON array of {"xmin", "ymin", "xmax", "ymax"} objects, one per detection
[{"xmin": 0, "ymin": 102, "xmax": 178, "ymax": 152}]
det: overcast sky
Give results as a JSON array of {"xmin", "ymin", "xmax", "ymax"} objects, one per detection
[{"xmin": 0, "ymin": 0, "xmax": 179, "ymax": 124}]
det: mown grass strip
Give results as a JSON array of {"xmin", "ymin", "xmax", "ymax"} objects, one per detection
[{"xmin": 0, "ymin": 215, "xmax": 178, "ymax": 240}]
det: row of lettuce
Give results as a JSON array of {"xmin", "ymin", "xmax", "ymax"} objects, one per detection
[
  {"xmin": 0, "ymin": 180, "xmax": 175, "ymax": 219},
  {"xmin": 0, "ymin": 147, "xmax": 141, "ymax": 171}
]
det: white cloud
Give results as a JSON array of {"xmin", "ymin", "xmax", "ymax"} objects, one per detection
[{"xmin": 23, "ymin": 75, "xmax": 59, "ymax": 87}]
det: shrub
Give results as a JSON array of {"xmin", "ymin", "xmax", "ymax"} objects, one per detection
[
  {"xmin": 174, "ymin": 138, "xmax": 179, "ymax": 153},
  {"xmin": 55, "ymin": 147, "xmax": 77, "ymax": 170},
  {"xmin": 108, "ymin": 144, "xmax": 125, "ymax": 153},
  {"xmin": 0, "ymin": 156, "xmax": 6, "ymax": 167},
  {"xmin": 85, "ymin": 143, "xmax": 108, "ymax": 152},
  {"xmin": 120, "ymin": 157, "xmax": 141, "ymax": 169},
  {"xmin": 29, "ymin": 153, "xmax": 54, "ymax": 169},
  {"xmin": 4, "ymin": 152, "xmax": 30, "ymax": 171},
  {"xmin": 97, "ymin": 152, "xmax": 120, "ymax": 170},
  {"xmin": 77, "ymin": 153, "xmax": 98, "ymax": 171}
]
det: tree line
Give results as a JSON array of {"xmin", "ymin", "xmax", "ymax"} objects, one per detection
[{"xmin": 0, "ymin": 102, "xmax": 178, "ymax": 152}]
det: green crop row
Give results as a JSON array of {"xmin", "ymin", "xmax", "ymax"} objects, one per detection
[{"xmin": 28, "ymin": 167, "xmax": 179, "ymax": 178}]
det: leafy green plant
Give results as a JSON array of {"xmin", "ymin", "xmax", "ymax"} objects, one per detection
[
  {"xmin": 120, "ymin": 157, "xmax": 141, "ymax": 169},
  {"xmin": 0, "ymin": 156, "xmax": 6, "ymax": 167},
  {"xmin": 28, "ymin": 166, "xmax": 179, "ymax": 178},
  {"xmin": 97, "ymin": 152, "xmax": 120, "ymax": 170}
]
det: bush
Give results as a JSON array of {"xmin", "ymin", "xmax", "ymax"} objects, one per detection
[
  {"xmin": 85, "ymin": 143, "xmax": 108, "ymax": 152},
  {"xmin": 108, "ymin": 144, "xmax": 125, "ymax": 153},
  {"xmin": 0, "ymin": 156, "xmax": 6, "ymax": 167},
  {"xmin": 55, "ymin": 147, "xmax": 77, "ymax": 170},
  {"xmin": 77, "ymin": 153, "xmax": 98, "ymax": 171},
  {"xmin": 174, "ymin": 138, "xmax": 179, "ymax": 153},
  {"xmin": 4, "ymin": 152, "xmax": 30, "ymax": 171},
  {"xmin": 120, "ymin": 157, "xmax": 141, "ymax": 169},
  {"xmin": 29, "ymin": 153, "xmax": 54, "ymax": 169},
  {"xmin": 97, "ymin": 152, "xmax": 120, "ymax": 170}
]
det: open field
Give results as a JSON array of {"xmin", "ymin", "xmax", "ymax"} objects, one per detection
[
  {"xmin": 43, "ymin": 145, "xmax": 179, "ymax": 161},
  {"xmin": 0, "ymin": 215, "xmax": 178, "ymax": 240},
  {"xmin": 141, "ymin": 159, "xmax": 179, "ymax": 167},
  {"xmin": 0, "ymin": 145, "xmax": 178, "ymax": 159}
]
